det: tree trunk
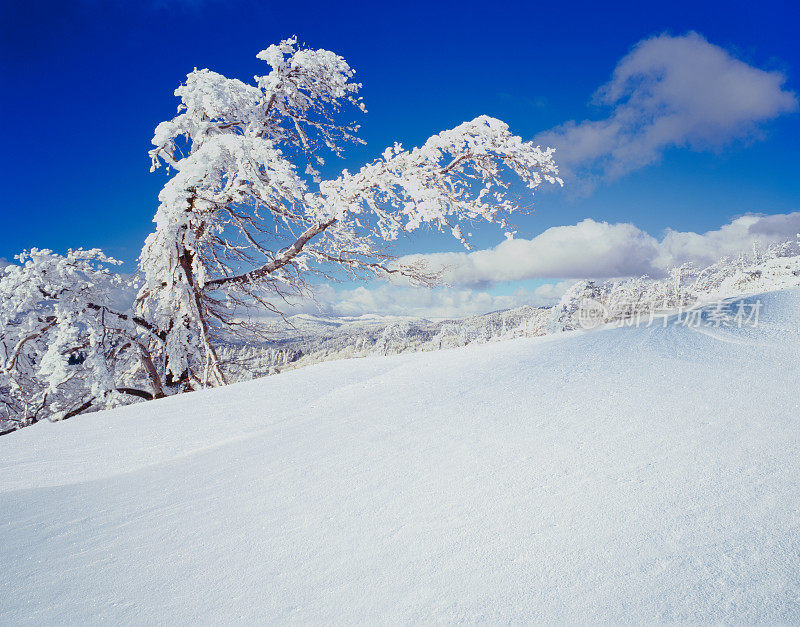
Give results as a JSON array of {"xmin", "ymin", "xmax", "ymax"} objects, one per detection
[
  {"xmin": 177, "ymin": 248, "xmax": 227, "ymax": 388},
  {"xmin": 136, "ymin": 341, "xmax": 166, "ymax": 399}
]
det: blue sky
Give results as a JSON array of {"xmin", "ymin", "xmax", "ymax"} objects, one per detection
[{"xmin": 1, "ymin": 0, "xmax": 798, "ymax": 316}]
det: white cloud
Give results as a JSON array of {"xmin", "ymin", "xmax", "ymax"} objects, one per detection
[
  {"xmin": 537, "ymin": 32, "xmax": 797, "ymax": 186},
  {"xmin": 656, "ymin": 212, "xmax": 800, "ymax": 268},
  {"xmin": 397, "ymin": 211, "xmax": 800, "ymax": 286},
  {"xmin": 533, "ymin": 280, "xmax": 577, "ymax": 301},
  {"xmin": 399, "ymin": 220, "xmax": 661, "ymax": 285}
]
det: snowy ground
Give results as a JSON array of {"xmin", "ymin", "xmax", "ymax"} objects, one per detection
[{"xmin": 2, "ymin": 289, "xmax": 799, "ymax": 623}]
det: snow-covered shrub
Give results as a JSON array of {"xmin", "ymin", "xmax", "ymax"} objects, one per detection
[
  {"xmin": 215, "ymin": 305, "xmax": 552, "ymax": 382},
  {"xmin": 0, "ymin": 249, "xmax": 160, "ymax": 430}
]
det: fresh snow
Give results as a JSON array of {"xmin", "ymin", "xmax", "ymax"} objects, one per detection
[{"xmin": 2, "ymin": 289, "xmax": 799, "ymax": 623}]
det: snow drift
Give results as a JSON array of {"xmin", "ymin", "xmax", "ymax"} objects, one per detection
[{"xmin": 2, "ymin": 289, "xmax": 799, "ymax": 623}]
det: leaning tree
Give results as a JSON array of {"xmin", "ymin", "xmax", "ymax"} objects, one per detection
[
  {"xmin": 0, "ymin": 37, "xmax": 561, "ymax": 427},
  {"xmin": 138, "ymin": 37, "xmax": 562, "ymax": 390}
]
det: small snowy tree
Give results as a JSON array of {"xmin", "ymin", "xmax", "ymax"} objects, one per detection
[
  {"xmin": 138, "ymin": 37, "xmax": 562, "ymax": 389},
  {"xmin": 0, "ymin": 249, "xmax": 164, "ymax": 429}
]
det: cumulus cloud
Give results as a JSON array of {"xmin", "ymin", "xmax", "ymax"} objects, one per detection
[
  {"xmin": 279, "ymin": 33, "xmax": 799, "ymax": 318},
  {"xmin": 400, "ymin": 220, "xmax": 662, "ymax": 285},
  {"xmin": 537, "ymin": 32, "xmax": 797, "ymax": 186},
  {"xmin": 398, "ymin": 211, "xmax": 800, "ymax": 286},
  {"xmin": 656, "ymin": 212, "xmax": 800, "ymax": 269}
]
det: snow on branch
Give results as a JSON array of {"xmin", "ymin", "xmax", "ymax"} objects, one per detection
[{"xmin": 317, "ymin": 115, "xmax": 562, "ymax": 246}]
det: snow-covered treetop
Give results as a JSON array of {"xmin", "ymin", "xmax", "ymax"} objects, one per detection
[
  {"xmin": 149, "ymin": 36, "xmax": 365, "ymax": 173},
  {"xmin": 0, "ymin": 248, "xmax": 124, "ymax": 316}
]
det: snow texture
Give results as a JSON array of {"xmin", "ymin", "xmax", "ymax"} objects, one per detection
[{"xmin": 2, "ymin": 289, "xmax": 799, "ymax": 623}]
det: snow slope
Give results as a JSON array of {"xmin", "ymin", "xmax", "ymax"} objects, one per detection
[{"xmin": 2, "ymin": 290, "xmax": 799, "ymax": 623}]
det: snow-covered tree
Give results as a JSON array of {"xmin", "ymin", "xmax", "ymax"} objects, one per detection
[
  {"xmin": 138, "ymin": 37, "xmax": 562, "ymax": 390},
  {"xmin": 0, "ymin": 249, "xmax": 164, "ymax": 430}
]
